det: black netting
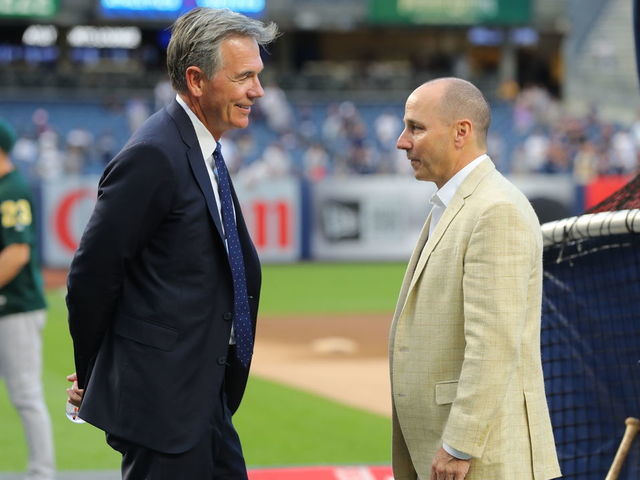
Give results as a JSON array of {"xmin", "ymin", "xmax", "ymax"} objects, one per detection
[{"xmin": 542, "ymin": 232, "xmax": 640, "ymax": 479}]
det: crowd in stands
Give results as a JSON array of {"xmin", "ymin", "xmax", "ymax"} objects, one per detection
[
  {"xmin": 507, "ymin": 85, "xmax": 640, "ymax": 184},
  {"xmin": 3, "ymin": 82, "xmax": 639, "ymax": 186}
]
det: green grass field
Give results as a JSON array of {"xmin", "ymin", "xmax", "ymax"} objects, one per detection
[{"xmin": 0, "ymin": 262, "xmax": 405, "ymax": 471}]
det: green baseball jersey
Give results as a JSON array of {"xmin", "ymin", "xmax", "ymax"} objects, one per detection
[{"xmin": 0, "ymin": 169, "xmax": 46, "ymax": 316}]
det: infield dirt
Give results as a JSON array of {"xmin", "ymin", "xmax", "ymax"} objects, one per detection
[{"xmin": 254, "ymin": 313, "xmax": 391, "ymax": 417}]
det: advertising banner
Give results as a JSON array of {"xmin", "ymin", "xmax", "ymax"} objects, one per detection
[
  {"xmin": 42, "ymin": 176, "xmax": 100, "ymax": 268},
  {"xmin": 584, "ymin": 175, "xmax": 634, "ymax": 210},
  {"xmin": 311, "ymin": 174, "xmax": 575, "ymax": 261},
  {"xmin": 0, "ymin": 0, "xmax": 58, "ymax": 17},
  {"xmin": 311, "ymin": 176, "xmax": 436, "ymax": 261},
  {"xmin": 368, "ymin": 0, "xmax": 530, "ymax": 25},
  {"xmin": 41, "ymin": 176, "xmax": 301, "ymax": 267},
  {"xmin": 40, "ymin": 173, "xmax": 575, "ymax": 266},
  {"xmin": 98, "ymin": 0, "xmax": 265, "ymax": 20},
  {"xmin": 235, "ymin": 178, "xmax": 302, "ymax": 263}
]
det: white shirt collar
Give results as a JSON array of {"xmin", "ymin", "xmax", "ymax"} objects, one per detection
[
  {"xmin": 175, "ymin": 94, "xmax": 219, "ymax": 161},
  {"xmin": 430, "ymin": 154, "xmax": 489, "ymax": 208}
]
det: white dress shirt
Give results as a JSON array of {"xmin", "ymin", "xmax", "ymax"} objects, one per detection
[
  {"xmin": 428, "ymin": 153, "xmax": 489, "ymax": 461},
  {"xmin": 175, "ymin": 94, "xmax": 225, "ymax": 228},
  {"xmin": 429, "ymin": 154, "xmax": 489, "ymax": 237},
  {"xmin": 176, "ymin": 94, "xmax": 236, "ymax": 344}
]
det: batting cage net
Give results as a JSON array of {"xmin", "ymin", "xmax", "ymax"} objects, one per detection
[{"xmin": 541, "ymin": 182, "xmax": 640, "ymax": 479}]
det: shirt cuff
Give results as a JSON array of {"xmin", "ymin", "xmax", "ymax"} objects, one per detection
[{"xmin": 443, "ymin": 442, "xmax": 472, "ymax": 460}]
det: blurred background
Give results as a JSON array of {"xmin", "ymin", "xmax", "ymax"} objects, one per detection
[
  {"xmin": 2, "ymin": 0, "xmax": 639, "ymax": 267},
  {"xmin": 1, "ymin": 0, "xmax": 639, "ymax": 478}
]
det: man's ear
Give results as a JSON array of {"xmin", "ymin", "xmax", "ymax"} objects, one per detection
[
  {"xmin": 454, "ymin": 119, "xmax": 473, "ymax": 148},
  {"xmin": 185, "ymin": 66, "xmax": 206, "ymax": 97}
]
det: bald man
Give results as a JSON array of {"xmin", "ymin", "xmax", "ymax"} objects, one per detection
[{"xmin": 389, "ymin": 78, "xmax": 561, "ymax": 480}]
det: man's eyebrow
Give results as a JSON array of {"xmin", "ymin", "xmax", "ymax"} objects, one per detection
[
  {"xmin": 231, "ymin": 70, "xmax": 253, "ymax": 78},
  {"xmin": 236, "ymin": 66, "xmax": 263, "ymax": 77}
]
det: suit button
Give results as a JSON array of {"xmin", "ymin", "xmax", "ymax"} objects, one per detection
[
  {"xmin": 223, "ymin": 312, "xmax": 233, "ymax": 321},
  {"xmin": 217, "ymin": 356, "xmax": 226, "ymax": 366}
]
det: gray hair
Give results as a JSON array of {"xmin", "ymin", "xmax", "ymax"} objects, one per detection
[
  {"xmin": 167, "ymin": 8, "xmax": 279, "ymax": 93},
  {"xmin": 428, "ymin": 77, "xmax": 492, "ymax": 146}
]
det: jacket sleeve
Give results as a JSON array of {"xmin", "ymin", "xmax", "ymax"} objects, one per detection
[
  {"xmin": 66, "ymin": 142, "xmax": 176, "ymax": 388},
  {"xmin": 442, "ymin": 202, "xmax": 538, "ymax": 457}
]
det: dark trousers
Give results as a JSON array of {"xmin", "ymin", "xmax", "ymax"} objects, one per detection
[{"xmin": 106, "ymin": 394, "xmax": 247, "ymax": 480}]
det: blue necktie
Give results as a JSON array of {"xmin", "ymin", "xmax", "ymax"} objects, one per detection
[{"xmin": 213, "ymin": 143, "xmax": 253, "ymax": 367}]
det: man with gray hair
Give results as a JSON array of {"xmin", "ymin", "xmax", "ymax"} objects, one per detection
[{"xmin": 66, "ymin": 8, "xmax": 278, "ymax": 479}]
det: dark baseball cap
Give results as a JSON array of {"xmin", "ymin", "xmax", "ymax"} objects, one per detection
[{"xmin": 0, "ymin": 118, "xmax": 17, "ymax": 154}]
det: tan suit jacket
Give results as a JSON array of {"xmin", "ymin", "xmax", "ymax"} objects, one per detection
[{"xmin": 389, "ymin": 158, "xmax": 561, "ymax": 480}]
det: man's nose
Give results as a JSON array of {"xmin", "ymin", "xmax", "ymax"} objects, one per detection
[
  {"xmin": 249, "ymin": 77, "xmax": 264, "ymax": 98},
  {"xmin": 397, "ymin": 130, "xmax": 410, "ymax": 150}
]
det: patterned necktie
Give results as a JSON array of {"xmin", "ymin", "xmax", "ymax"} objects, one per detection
[{"xmin": 213, "ymin": 143, "xmax": 253, "ymax": 367}]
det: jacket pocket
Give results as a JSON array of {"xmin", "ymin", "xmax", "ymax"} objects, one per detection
[
  {"xmin": 114, "ymin": 316, "xmax": 179, "ymax": 351},
  {"xmin": 435, "ymin": 380, "xmax": 459, "ymax": 405}
]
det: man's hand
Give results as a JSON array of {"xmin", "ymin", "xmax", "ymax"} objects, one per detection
[
  {"xmin": 66, "ymin": 372, "xmax": 85, "ymax": 407},
  {"xmin": 430, "ymin": 447, "xmax": 471, "ymax": 480}
]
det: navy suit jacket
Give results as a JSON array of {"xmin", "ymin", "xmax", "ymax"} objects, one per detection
[{"xmin": 66, "ymin": 99, "xmax": 261, "ymax": 454}]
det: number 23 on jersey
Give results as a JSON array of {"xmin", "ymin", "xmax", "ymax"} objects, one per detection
[{"xmin": 1, "ymin": 199, "xmax": 32, "ymax": 230}]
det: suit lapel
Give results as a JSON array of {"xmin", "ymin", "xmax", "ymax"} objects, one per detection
[
  {"xmin": 187, "ymin": 149, "xmax": 225, "ymax": 245},
  {"xmin": 393, "ymin": 211, "xmax": 431, "ymax": 319},
  {"xmin": 229, "ymin": 177, "xmax": 255, "ymax": 255},
  {"xmin": 167, "ymin": 100, "xmax": 225, "ymax": 245},
  {"xmin": 398, "ymin": 158, "xmax": 496, "ymax": 317},
  {"xmin": 405, "ymin": 194, "xmax": 465, "ymax": 298}
]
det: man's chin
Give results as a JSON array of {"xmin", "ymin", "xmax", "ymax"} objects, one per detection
[
  {"xmin": 413, "ymin": 171, "xmax": 429, "ymax": 182},
  {"xmin": 233, "ymin": 119, "xmax": 250, "ymax": 130}
]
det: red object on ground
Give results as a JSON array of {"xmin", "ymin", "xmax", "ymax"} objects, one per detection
[{"xmin": 249, "ymin": 465, "xmax": 393, "ymax": 480}]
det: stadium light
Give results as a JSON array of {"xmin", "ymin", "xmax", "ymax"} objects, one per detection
[
  {"xmin": 22, "ymin": 25, "xmax": 58, "ymax": 47},
  {"xmin": 196, "ymin": 0, "xmax": 265, "ymax": 14},
  {"xmin": 101, "ymin": 0, "xmax": 182, "ymax": 10},
  {"xmin": 67, "ymin": 26, "xmax": 142, "ymax": 49}
]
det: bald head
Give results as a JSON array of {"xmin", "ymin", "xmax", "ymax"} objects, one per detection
[
  {"xmin": 398, "ymin": 77, "xmax": 492, "ymax": 186},
  {"xmin": 416, "ymin": 77, "xmax": 491, "ymax": 147}
]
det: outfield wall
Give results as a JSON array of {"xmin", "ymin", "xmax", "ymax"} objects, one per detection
[{"xmin": 37, "ymin": 173, "xmax": 610, "ymax": 267}]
